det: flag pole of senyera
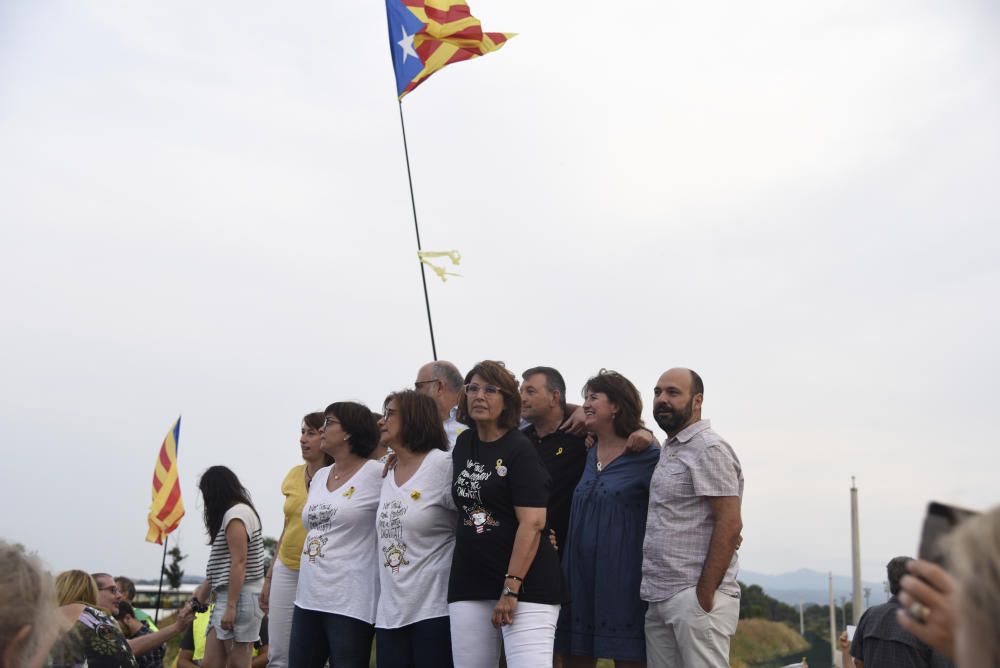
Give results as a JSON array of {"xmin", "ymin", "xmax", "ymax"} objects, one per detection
[
  {"xmin": 384, "ymin": 0, "xmax": 514, "ymax": 360},
  {"xmin": 145, "ymin": 416, "xmax": 184, "ymax": 545}
]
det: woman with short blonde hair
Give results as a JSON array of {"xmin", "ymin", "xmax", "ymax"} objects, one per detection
[{"xmin": 54, "ymin": 571, "xmax": 98, "ymax": 607}]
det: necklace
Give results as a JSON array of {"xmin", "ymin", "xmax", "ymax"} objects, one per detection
[
  {"xmin": 332, "ymin": 460, "xmax": 362, "ymax": 481},
  {"xmin": 596, "ymin": 442, "xmax": 626, "ymax": 473}
]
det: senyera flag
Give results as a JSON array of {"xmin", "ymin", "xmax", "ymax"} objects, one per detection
[
  {"xmin": 145, "ymin": 417, "xmax": 185, "ymax": 544},
  {"xmin": 386, "ymin": 0, "xmax": 515, "ymax": 99}
]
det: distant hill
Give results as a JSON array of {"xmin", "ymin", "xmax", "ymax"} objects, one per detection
[
  {"xmin": 731, "ymin": 619, "xmax": 810, "ymax": 668},
  {"xmin": 740, "ymin": 568, "xmax": 888, "ymax": 606}
]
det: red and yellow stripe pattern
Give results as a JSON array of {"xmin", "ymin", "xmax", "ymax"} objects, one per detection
[
  {"xmin": 400, "ymin": 0, "xmax": 514, "ymax": 98},
  {"xmin": 145, "ymin": 417, "xmax": 184, "ymax": 544}
]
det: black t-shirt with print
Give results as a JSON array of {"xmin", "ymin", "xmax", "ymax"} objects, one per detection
[{"xmin": 448, "ymin": 427, "xmax": 566, "ymax": 604}]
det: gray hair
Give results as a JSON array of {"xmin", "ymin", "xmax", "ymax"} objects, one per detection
[
  {"xmin": 431, "ymin": 361, "xmax": 464, "ymax": 393},
  {"xmin": 0, "ymin": 540, "xmax": 57, "ymax": 668}
]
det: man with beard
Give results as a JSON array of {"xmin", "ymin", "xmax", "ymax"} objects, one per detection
[
  {"xmin": 640, "ymin": 368, "xmax": 743, "ymax": 668},
  {"xmin": 91, "ymin": 573, "xmax": 194, "ymax": 659}
]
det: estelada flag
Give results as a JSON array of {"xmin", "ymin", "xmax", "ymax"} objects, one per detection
[
  {"xmin": 145, "ymin": 417, "xmax": 185, "ymax": 544},
  {"xmin": 386, "ymin": 0, "xmax": 515, "ymax": 99}
]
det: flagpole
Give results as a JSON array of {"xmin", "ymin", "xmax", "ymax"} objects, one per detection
[
  {"xmin": 397, "ymin": 100, "xmax": 438, "ymax": 361},
  {"xmin": 153, "ymin": 535, "xmax": 168, "ymax": 624}
]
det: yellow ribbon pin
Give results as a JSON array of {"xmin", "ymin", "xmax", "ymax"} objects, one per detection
[
  {"xmin": 343, "ymin": 486, "xmax": 355, "ymax": 499},
  {"xmin": 410, "ymin": 490, "xmax": 421, "ymax": 501},
  {"xmin": 417, "ymin": 250, "xmax": 462, "ymax": 282},
  {"xmin": 556, "ymin": 447, "xmax": 564, "ymax": 456}
]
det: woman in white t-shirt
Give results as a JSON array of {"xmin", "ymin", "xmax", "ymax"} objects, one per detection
[
  {"xmin": 375, "ymin": 390, "xmax": 456, "ymax": 668},
  {"xmin": 191, "ymin": 466, "xmax": 266, "ymax": 668},
  {"xmin": 289, "ymin": 401, "xmax": 381, "ymax": 668}
]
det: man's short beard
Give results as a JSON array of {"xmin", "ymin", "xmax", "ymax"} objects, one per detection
[{"xmin": 654, "ymin": 399, "xmax": 693, "ymax": 434}]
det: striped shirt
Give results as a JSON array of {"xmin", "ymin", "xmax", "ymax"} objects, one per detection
[{"xmin": 206, "ymin": 503, "xmax": 266, "ymax": 591}]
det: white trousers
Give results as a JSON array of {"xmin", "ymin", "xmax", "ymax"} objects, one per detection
[
  {"xmin": 448, "ymin": 600, "xmax": 560, "ymax": 668},
  {"xmin": 266, "ymin": 560, "xmax": 299, "ymax": 668},
  {"xmin": 644, "ymin": 586, "xmax": 740, "ymax": 668}
]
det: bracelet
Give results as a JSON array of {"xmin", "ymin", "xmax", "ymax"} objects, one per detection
[{"xmin": 504, "ymin": 574, "xmax": 523, "ymax": 583}]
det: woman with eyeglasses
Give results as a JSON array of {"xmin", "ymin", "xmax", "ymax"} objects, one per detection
[
  {"xmin": 556, "ymin": 370, "xmax": 659, "ymax": 668},
  {"xmin": 191, "ymin": 466, "xmax": 266, "ymax": 668},
  {"xmin": 448, "ymin": 360, "xmax": 564, "ymax": 668},
  {"xmin": 258, "ymin": 413, "xmax": 332, "ymax": 668},
  {"xmin": 374, "ymin": 390, "xmax": 456, "ymax": 668},
  {"xmin": 289, "ymin": 402, "xmax": 382, "ymax": 668}
]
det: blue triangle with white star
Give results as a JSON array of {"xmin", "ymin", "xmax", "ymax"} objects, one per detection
[{"xmin": 385, "ymin": 0, "xmax": 427, "ymax": 97}]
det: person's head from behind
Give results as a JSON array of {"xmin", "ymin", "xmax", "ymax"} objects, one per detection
[
  {"xmin": 0, "ymin": 541, "xmax": 57, "ymax": 668},
  {"xmin": 414, "ymin": 360, "xmax": 465, "ymax": 420},
  {"xmin": 520, "ymin": 367, "xmax": 567, "ymax": 424},
  {"xmin": 947, "ymin": 505, "xmax": 1000, "ymax": 668},
  {"xmin": 381, "ymin": 390, "xmax": 448, "ymax": 453},
  {"xmin": 322, "ymin": 402, "xmax": 379, "ymax": 459},
  {"xmin": 456, "ymin": 361, "xmax": 521, "ymax": 431},
  {"xmin": 54, "ymin": 570, "xmax": 98, "ymax": 608},
  {"xmin": 197, "ymin": 466, "xmax": 258, "ymax": 544},
  {"xmin": 112, "ymin": 602, "xmax": 141, "ymax": 635},
  {"xmin": 114, "ymin": 576, "xmax": 136, "ymax": 603},
  {"xmin": 885, "ymin": 556, "xmax": 911, "ymax": 596},
  {"xmin": 582, "ymin": 369, "xmax": 643, "ymax": 438}
]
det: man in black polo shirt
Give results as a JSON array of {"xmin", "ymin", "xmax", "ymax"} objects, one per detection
[
  {"xmin": 519, "ymin": 366, "xmax": 588, "ymax": 558},
  {"xmin": 850, "ymin": 556, "xmax": 955, "ymax": 668}
]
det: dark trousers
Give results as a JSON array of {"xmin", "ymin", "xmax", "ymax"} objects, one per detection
[
  {"xmin": 375, "ymin": 616, "xmax": 454, "ymax": 668},
  {"xmin": 288, "ymin": 605, "xmax": 374, "ymax": 668}
]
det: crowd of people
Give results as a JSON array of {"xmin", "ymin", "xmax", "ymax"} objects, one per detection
[{"xmin": 1, "ymin": 359, "xmax": 995, "ymax": 668}]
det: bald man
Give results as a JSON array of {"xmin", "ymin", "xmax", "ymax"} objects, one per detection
[
  {"xmin": 640, "ymin": 369, "xmax": 744, "ymax": 668},
  {"xmin": 413, "ymin": 360, "xmax": 467, "ymax": 448}
]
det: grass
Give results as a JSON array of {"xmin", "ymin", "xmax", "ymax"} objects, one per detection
[{"xmin": 731, "ymin": 618, "xmax": 810, "ymax": 665}]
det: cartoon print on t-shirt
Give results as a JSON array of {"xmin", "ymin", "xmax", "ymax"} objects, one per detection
[
  {"xmin": 304, "ymin": 536, "xmax": 327, "ymax": 563},
  {"xmin": 464, "ymin": 504, "xmax": 499, "ymax": 534},
  {"xmin": 455, "ymin": 457, "xmax": 501, "ymax": 534},
  {"xmin": 378, "ymin": 500, "xmax": 411, "ymax": 571},
  {"xmin": 382, "ymin": 542, "xmax": 410, "ymax": 573}
]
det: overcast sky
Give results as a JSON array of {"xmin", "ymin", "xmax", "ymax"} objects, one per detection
[{"xmin": 2, "ymin": 0, "xmax": 998, "ymax": 587}]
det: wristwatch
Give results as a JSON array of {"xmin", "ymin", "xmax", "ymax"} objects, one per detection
[{"xmin": 502, "ymin": 586, "xmax": 519, "ymax": 598}]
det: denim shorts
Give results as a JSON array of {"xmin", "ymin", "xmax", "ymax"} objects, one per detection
[{"xmin": 211, "ymin": 588, "xmax": 264, "ymax": 643}]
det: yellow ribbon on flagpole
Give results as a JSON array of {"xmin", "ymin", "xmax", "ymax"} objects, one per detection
[{"xmin": 418, "ymin": 250, "xmax": 462, "ymax": 282}]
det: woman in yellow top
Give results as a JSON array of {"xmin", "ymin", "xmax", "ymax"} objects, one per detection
[{"xmin": 259, "ymin": 412, "xmax": 332, "ymax": 668}]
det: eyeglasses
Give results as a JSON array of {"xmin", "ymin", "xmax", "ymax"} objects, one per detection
[
  {"xmin": 323, "ymin": 416, "xmax": 340, "ymax": 428},
  {"xmin": 464, "ymin": 383, "xmax": 505, "ymax": 397},
  {"xmin": 414, "ymin": 379, "xmax": 439, "ymax": 390},
  {"xmin": 383, "ymin": 408, "xmax": 398, "ymax": 421},
  {"xmin": 99, "ymin": 585, "xmax": 120, "ymax": 595}
]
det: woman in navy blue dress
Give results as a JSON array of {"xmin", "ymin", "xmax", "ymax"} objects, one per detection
[{"xmin": 557, "ymin": 369, "xmax": 659, "ymax": 668}]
